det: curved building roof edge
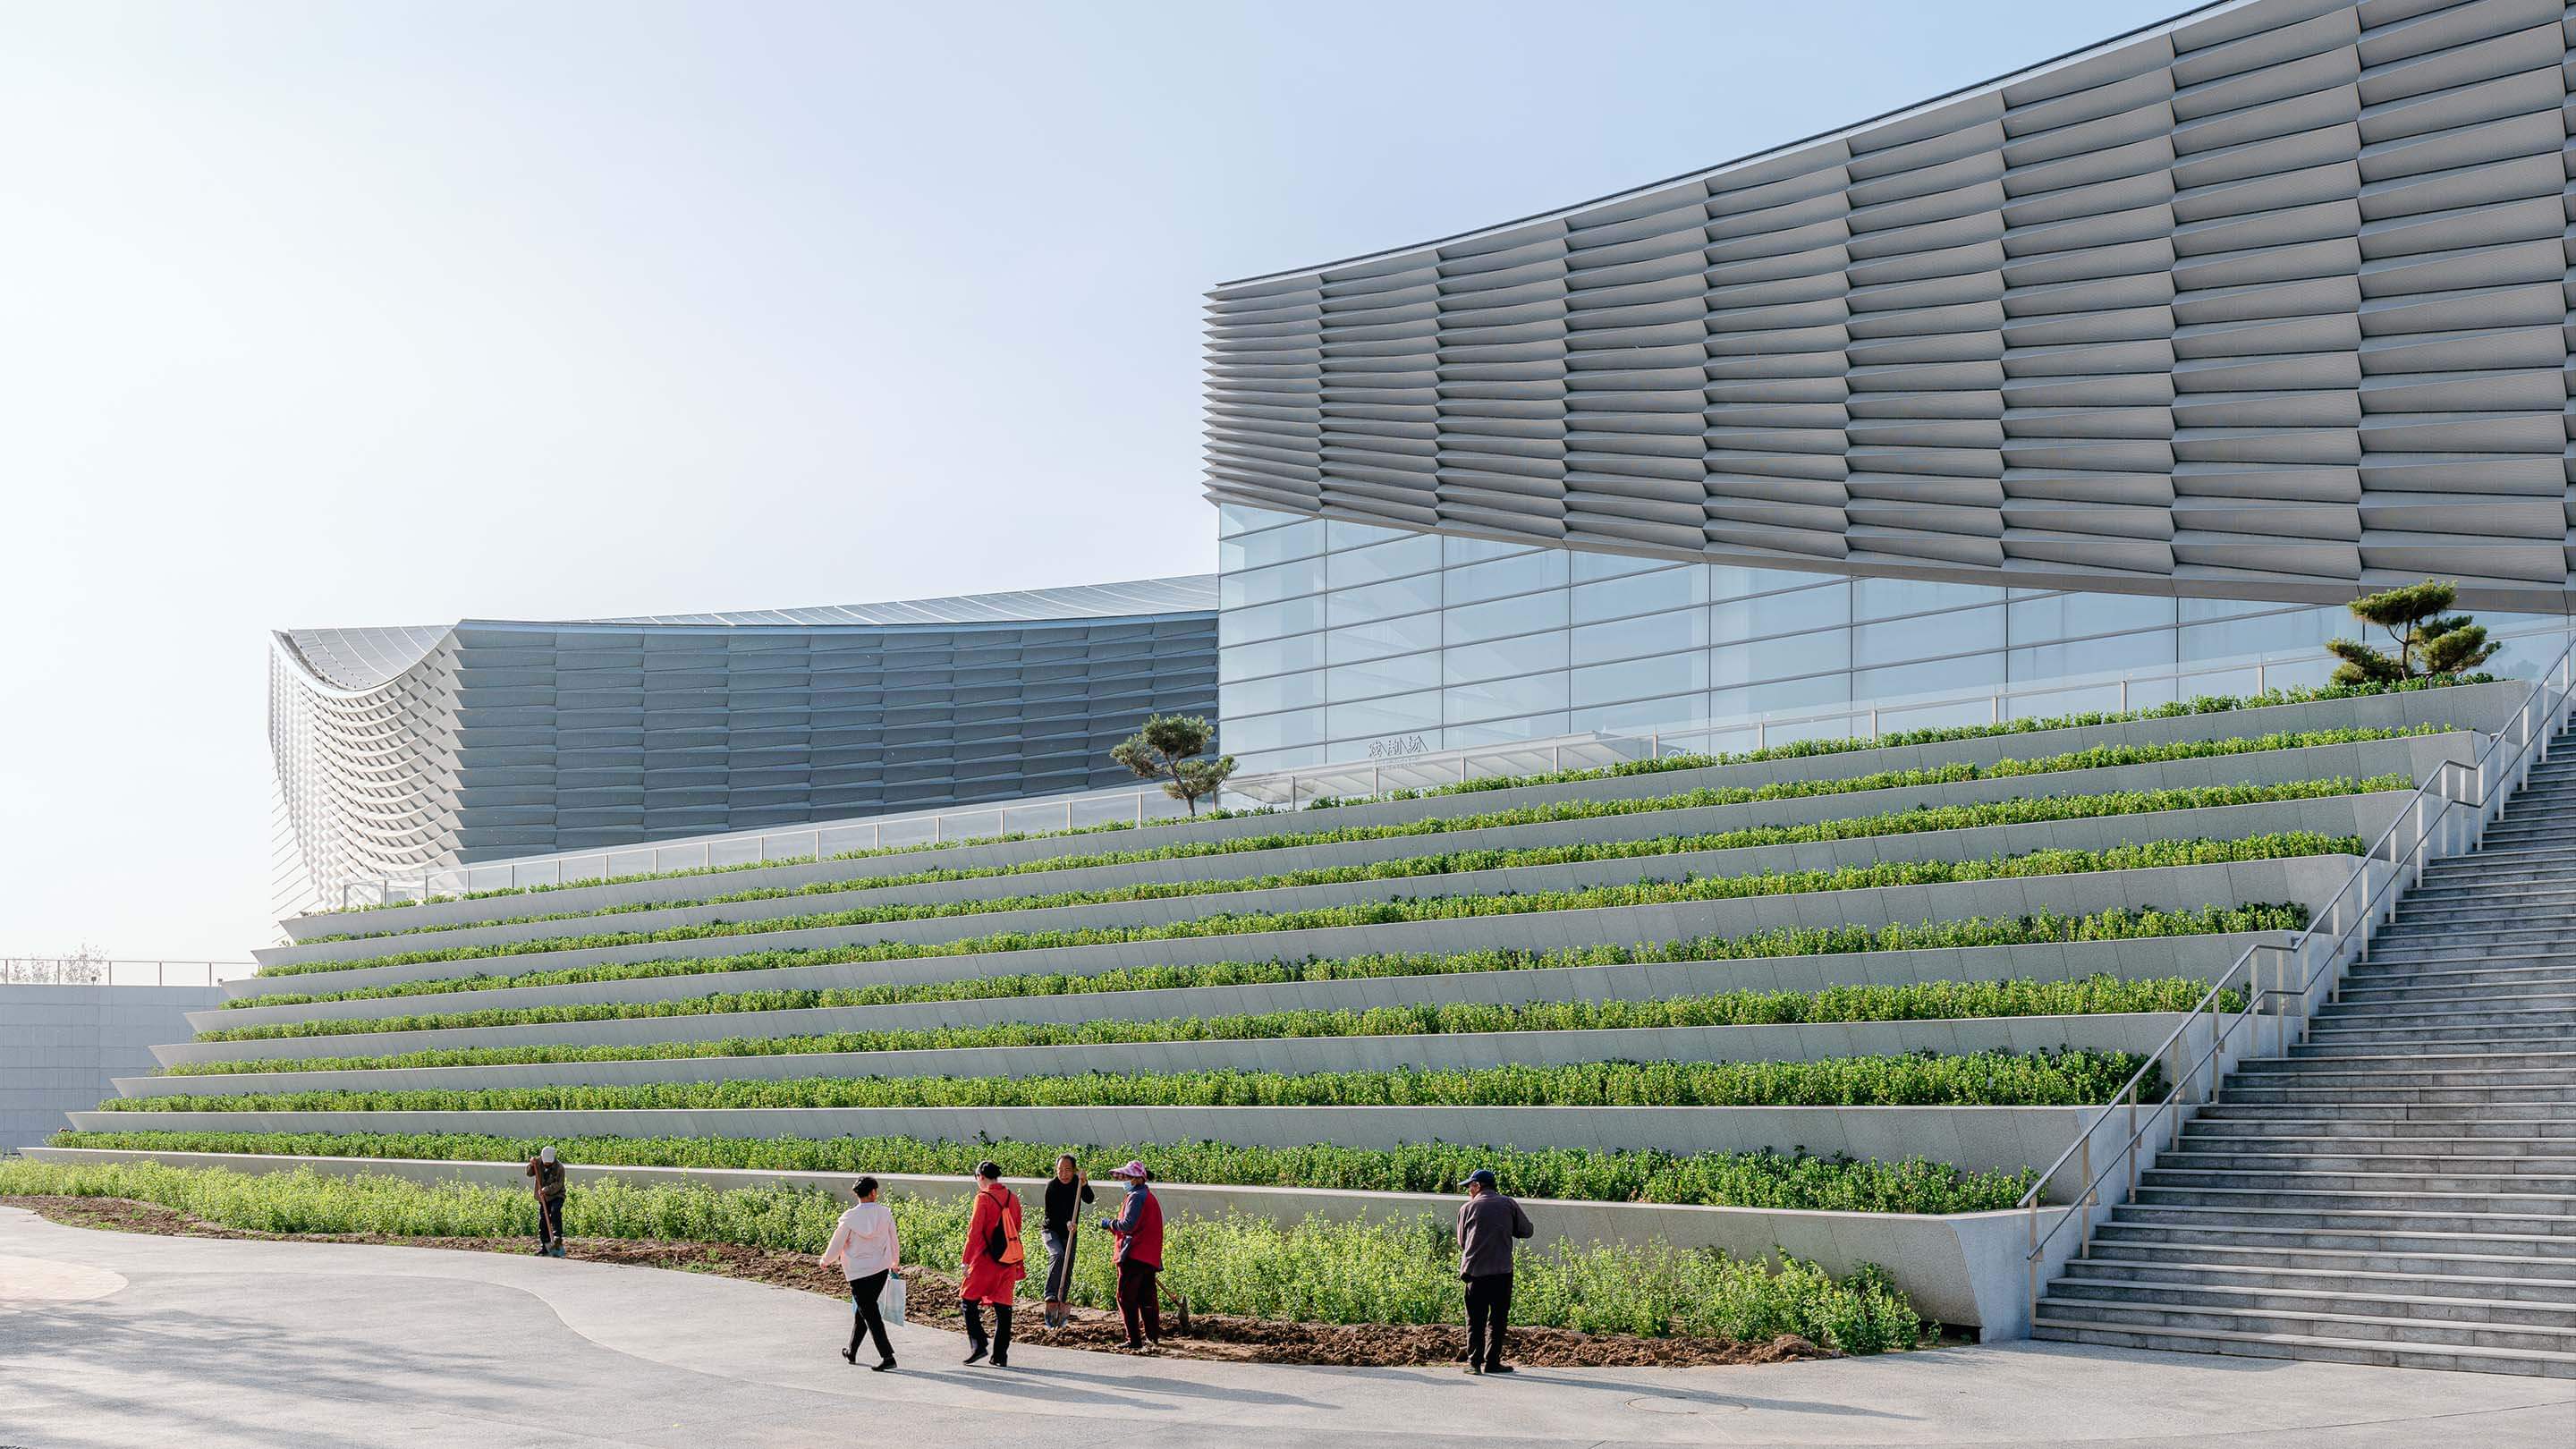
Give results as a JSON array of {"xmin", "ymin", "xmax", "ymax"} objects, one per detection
[{"xmin": 1213, "ymin": 0, "xmax": 2245, "ymax": 289}]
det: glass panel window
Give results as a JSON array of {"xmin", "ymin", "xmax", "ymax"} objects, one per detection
[
  {"xmin": 1219, "ymin": 503, "xmax": 1301, "ymax": 538},
  {"xmin": 1712, "ymin": 628, "xmax": 1848, "ymax": 687},
  {"xmin": 1325, "ymin": 652, "xmax": 1442, "ymax": 703},
  {"xmin": 1326, "ymin": 572, "xmax": 1443, "ymax": 627},
  {"xmin": 1572, "ymin": 653, "xmax": 1708, "ymax": 708},
  {"xmin": 1445, "ymin": 535, "xmax": 1539, "ymax": 567},
  {"xmin": 1854, "ymin": 652, "xmax": 2006, "ymax": 701},
  {"xmin": 2005, "ymin": 591, "xmax": 2178, "ymax": 646},
  {"xmin": 1573, "ymin": 549, "xmax": 1673, "ymax": 582},
  {"xmin": 1221, "ymin": 672, "xmax": 1326, "ymax": 716},
  {"xmin": 1853, "ymin": 576, "xmax": 2004, "ymax": 622},
  {"xmin": 1326, "ymin": 612, "xmax": 1444, "ymax": 665},
  {"xmin": 2178, "ymin": 607, "xmax": 2342, "ymax": 662},
  {"xmin": 1852, "ymin": 606, "xmax": 2005, "ymax": 668},
  {"xmin": 1445, "ymin": 549, "xmax": 1571, "ymax": 607},
  {"xmin": 1445, "ymin": 713, "xmax": 1574, "ymax": 748},
  {"xmin": 1708, "ymin": 564, "xmax": 1847, "ymax": 601},
  {"xmin": 1445, "ymin": 632, "xmax": 1571, "ymax": 685},
  {"xmin": 1218, "ymin": 595, "xmax": 1326, "ymax": 648},
  {"xmin": 1326, "ymin": 534, "xmax": 1443, "ymax": 589},
  {"xmin": 1219, "ymin": 557, "xmax": 1326, "ymax": 611},
  {"xmin": 1326, "ymin": 519, "xmax": 1411, "ymax": 552},
  {"xmin": 1572, "ymin": 606, "xmax": 1711, "ymax": 665},
  {"xmin": 1572, "ymin": 693, "xmax": 1706, "ymax": 735},
  {"xmin": 1219, "ymin": 632, "xmax": 1327, "ymax": 682},
  {"xmin": 2010, "ymin": 631, "xmax": 2175, "ymax": 682},
  {"xmin": 1710, "ymin": 674, "xmax": 1854, "ymax": 721},
  {"xmin": 1218, "ymin": 707, "xmax": 1326, "ymax": 755},
  {"xmin": 1572, "ymin": 567, "xmax": 1706, "ymax": 624},
  {"xmin": 1218, "ymin": 517, "xmax": 1326, "ymax": 572},
  {"xmin": 1445, "ymin": 674, "xmax": 1572, "ymax": 724},
  {"xmin": 1445, "ymin": 590, "xmax": 1571, "ymax": 644},
  {"xmin": 1327, "ymin": 690, "xmax": 1443, "ymax": 741},
  {"xmin": 1711, "ymin": 582, "xmax": 1851, "ymax": 641}
]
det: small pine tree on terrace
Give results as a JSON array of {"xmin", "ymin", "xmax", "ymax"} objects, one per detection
[
  {"xmin": 2325, "ymin": 579, "xmax": 2499, "ymax": 685},
  {"xmin": 1110, "ymin": 714, "xmax": 1236, "ymax": 818}
]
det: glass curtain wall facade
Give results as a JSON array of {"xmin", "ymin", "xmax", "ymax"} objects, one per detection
[{"xmin": 1219, "ymin": 503, "xmax": 2568, "ymax": 773}]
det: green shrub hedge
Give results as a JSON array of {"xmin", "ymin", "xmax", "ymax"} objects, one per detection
[
  {"xmin": 303, "ymin": 674, "xmax": 2486, "ymax": 919},
  {"xmin": 198, "ymin": 902, "xmax": 2300, "ymax": 1045},
  {"xmin": 255, "ymin": 775, "xmax": 2401, "ymax": 986},
  {"xmin": 100, "ymin": 1048, "xmax": 2154, "ymax": 1114},
  {"xmin": 218, "ymin": 833, "xmax": 2360, "ymax": 1020},
  {"xmin": 168, "ymin": 972, "xmax": 2242, "ymax": 1076},
  {"xmin": 287, "ymin": 725, "xmax": 2429, "ymax": 952},
  {"xmin": 43, "ymin": 1130, "xmax": 2038, "ymax": 1211},
  {"xmin": 0, "ymin": 1159, "xmax": 1927, "ymax": 1350}
]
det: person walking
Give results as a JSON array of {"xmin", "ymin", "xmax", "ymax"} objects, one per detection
[
  {"xmin": 818, "ymin": 1176, "xmax": 901, "ymax": 1371},
  {"xmin": 524, "ymin": 1146, "xmax": 567, "ymax": 1258},
  {"xmin": 1040, "ymin": 1154, "xmax": 1093, "ymax": 1328},
  {"xmin": 1457, "ymin": 1167, "xmax": 1534, "ymax": 1375},
  {"xmin": 958, "ymin": 1161, "xmax": 1025, "ymax": 1367},
  {"xmin": 1097, "ymin": 1160, "xmax": 1164, "ymax": 1352}
]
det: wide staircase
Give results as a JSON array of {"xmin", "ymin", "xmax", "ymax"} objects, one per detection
[{"xmin": 2033, "ymin": 736, "xmax": 2576, "ymax": 1377}]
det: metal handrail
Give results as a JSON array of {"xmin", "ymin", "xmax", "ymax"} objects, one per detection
[
  {"xmin": 2016, "ymin": 635, "xmax": 2576, "ymax": 1325},
  {"xmin": 328, "ymin": 634, "xmax": 2565, "ymax": 911}
]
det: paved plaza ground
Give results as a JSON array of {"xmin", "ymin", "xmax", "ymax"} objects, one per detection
[{"xmin": 2, "ymin": 1205, "xmax": 2569, "ymax": 1448}]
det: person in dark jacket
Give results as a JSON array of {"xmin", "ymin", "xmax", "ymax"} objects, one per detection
[
  {"xmin": 1097, "ymin": 1160, "xmax": 1164, "ymax": 1352},
  {"xmin": 525, "ymin": 1146, "xmax": 567, "ymax": 1258},
  {"xmin": 1456, "ymin": 1167, "xmax": 1533, "ymax": 1375},
  {"xmin": 1040, "ymin": 1154, "xmax": 1094, "ymax": 1328}
]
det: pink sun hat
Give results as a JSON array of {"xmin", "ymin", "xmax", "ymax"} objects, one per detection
[{"xmin": 1110, "ymin": 1160, "xmax": 1150, "ymax": 1180}]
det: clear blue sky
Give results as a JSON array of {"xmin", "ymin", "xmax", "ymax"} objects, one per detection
[{"xmin": 0, "ymin": 0, "xmax": 2190, "ymax": 959}]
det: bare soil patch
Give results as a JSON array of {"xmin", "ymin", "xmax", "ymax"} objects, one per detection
[{"xmin": 4, "ymin": 1194, "xmax": 1830, "ymax": 1369}]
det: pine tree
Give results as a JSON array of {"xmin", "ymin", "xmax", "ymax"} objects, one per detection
[
  {"xmin": 2325, "ymin": 580, "xmax": 2498, "ymax": 685},
  {"xmin": 1110, "ymin": 714, "xmax": 1236, "ymax": 817}
]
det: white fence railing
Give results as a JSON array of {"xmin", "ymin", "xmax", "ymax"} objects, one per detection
[
  {"xmin": 0, "ymin": 959, "xmax": 255, "ymax": 987},
  {"xmin": 328, "ymin": 632, "xmax": 2570, "ymax": 911},
  {"xmin": 2016, "ymin": 631, "xmax": 2576, "ymax": 1326}
]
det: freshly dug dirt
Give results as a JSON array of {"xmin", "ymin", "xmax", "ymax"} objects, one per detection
[{"xmin": 4, "ymin": 1195, "xmax": 1832, "ymax": 1369}]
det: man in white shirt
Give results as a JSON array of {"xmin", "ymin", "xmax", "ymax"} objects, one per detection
[{"xmin": 818, "ymin": 1177, "xmax": 901, "ymax": 1370}]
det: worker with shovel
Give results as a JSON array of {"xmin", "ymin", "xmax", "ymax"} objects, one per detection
[{"xmin": 1039, "ymin": 1153, "xmax": 1093, "ymax": 1328}]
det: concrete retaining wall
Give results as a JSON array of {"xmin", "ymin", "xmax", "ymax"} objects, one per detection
[
  {"xmin": 208, "ymin": 798, "xmax": 2403, "ymax": 1027},
  {"xmin": 116, "ymin": 1011, "xmax": 2212, "ymax": 1098},
  {"xmin": 155, "ymin": 930, "xmax": 2283, "ymax": 1068},
  {"xmin": 0, "ymin": 987, "xmax": 224, "ymax": 1151},
  {"xmin": 252, "ymin": 733, "xmax": 2466, "ymax": 971},
  {"xmin": 15, "ymin": 1144, "xmax": 2080, "ymax": 1333},
  {"xmin": 193, "ymin": 854, "xmax": 2386, "ymax": 1036},
  {"xmin": 276, "ymin": 682, "xmax": 2517, "ymax": 942}
]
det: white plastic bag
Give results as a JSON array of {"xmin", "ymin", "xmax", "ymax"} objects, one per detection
[{"xmin": 881, "ymin": 1273, "xmax": 907, "ymax": 1327}]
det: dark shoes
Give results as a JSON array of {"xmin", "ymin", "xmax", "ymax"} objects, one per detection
[
  {"xmin": 963, "ymin": 1344, "xmax": 987, "ymax": 1366},
  {"xmin": 840, "ymin": 1345, "xmax": 858, "ymax": 1365},
  {"xmin": 1487, "ymin": 1363, "xmax": 1513, "ymax": 1375},
  {"xmin": 870, "ymin": 1359, "xmax": 896, "ymax": 1373}
]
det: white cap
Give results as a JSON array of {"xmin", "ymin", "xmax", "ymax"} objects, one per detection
[{"xmin": 538, "ymin": 1147, "xmax": 556, "ymax": 1164}]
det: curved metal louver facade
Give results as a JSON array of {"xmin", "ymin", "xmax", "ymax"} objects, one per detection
[
  {"xmin": 268, "ymin": 578, "xmax": 1220, "ymax": 915},
  {"xmin": 1201, "ymin": 0, "xmax": 2576, "ymax": 613}
]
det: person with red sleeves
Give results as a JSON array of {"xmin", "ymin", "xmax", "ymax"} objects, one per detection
[
  {"xmin": 1097, "ymin": 1159, "xmax": 1165, "ymax": 1352},
  {"xmin": 958, "ymin": 1161, "xmax": 1025, "ymax": 1367}
]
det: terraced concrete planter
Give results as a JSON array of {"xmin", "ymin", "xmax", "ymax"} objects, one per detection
[
  {"xmin": 155, "ymin": 930, "xmax": 2284, "ymax": 1068},
  {"xmin": 118, "ymin": 1011, "xmax": 2216, "ymax": 1099},
  {"xmin": 59, "ymin": 1103, "xmax": 2151, "ymax": 1203},
  {"xmin": 18, "ymin": 1145, "xmax": 2077, "ymax": 1333},
  {"xmin": 275, "ymin": 683, "xmax": 2518, "ymax": 944},
  {"xmin": 250, "ymin": 733, "xmax": 2470, "ymax": 972},
  {"xmin": 192, "ymin": 854, "xmax": 2390, "ymax": 1036}
]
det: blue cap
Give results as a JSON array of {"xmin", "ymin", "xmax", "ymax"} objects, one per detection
[{"xmin": 1463, "ymin": 1168, "xmax": 1496, "ymax": 1189}]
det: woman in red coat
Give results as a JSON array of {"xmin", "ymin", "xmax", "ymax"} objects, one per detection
[{"xmin": 958, "ymin": 1160, "xmax": 1026, "ymax": 1367}]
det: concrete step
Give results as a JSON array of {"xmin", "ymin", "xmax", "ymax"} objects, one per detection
[
  {"xmin": 2311, "ymin": 992, "xmax": 2576, "ymax": 1021},
  {"xmin": 2081, "ymin": 1235, "xmax": 2576, "ymax": 1281},
  {"xmin": 2142, "ymin": 1167, "xmax": 2576, "ymax": 1196},
  {"xmin": 2170, "ymin": 1131, "xmax": 2576, "ymax": 1160},
  {"xmin": 2295, "ymin": 1033, "xmax": 2576, "ymax": 1057},
  {"xmin": 2232, "ymin": 1058, "xmax": 2576, "ymax": 1084},
  {"xmin": 2060, "ymin": 1257, "xmax": 2576, "ymax": 1304},
  {"xmin": 2157, "ymin": 1149, "xmax": 2576, "ymax": 1178},
  {"xmin": 2215, "ymin": 1085, "xmax": 2576, "ymax": 1107},
  {"xmin": 2090, "ymin": 1216, "xmax": 2576, "ymax": 1262},
  {"xmin": 2304, "ymin": 1005, "xmax": 2576, "ymax": 1034},
  {"xmin": 2029, "ymin": 1317, "xmax": 2576, "ymax": 1377},
  {"xmin": 2112, "ymin": 1201, "xmax": 2576, "ymax": 1238},
  {"xmin": 2045, "ymin": 1278, "xmax": 2576, "ymax": 1329},
  {"xmin": 2126, "ymin": 1187, "xmax": 2576, "ymax": 1223},
  {"xmin": 2029, "ymin": 1298, "xmax": 2576, "ymax": 1356},
  {"xmin": 2187, "ymin": 1110, "xmax": 2576, "ymax": 1135},
  {"xmin": 2338, "ymin": 962, "xmax": 2576, "ymax": 988}
]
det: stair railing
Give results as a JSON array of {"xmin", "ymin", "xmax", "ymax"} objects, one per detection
[{"xmin": 2020, "ymin": 638, "xmax": 2576, "ymax": 1329}]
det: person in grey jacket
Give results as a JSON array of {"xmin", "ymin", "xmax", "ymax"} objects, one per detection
[{"xmin": 1456, "ymin": 1168, "xmax": 1534, "ymax": 1375}]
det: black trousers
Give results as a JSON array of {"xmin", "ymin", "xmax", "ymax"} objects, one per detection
[
  {"xmin": 1464, "ymin": 1274, "xmax": 1513, "ymax": 1368},
  {"xmin": 963, "ymin": 1299, "xmax": 1013, "ymax": 1360},
  {"xmin": 1117, "ymin": 1258, "xmax": 1161, "ymax": 1346},
  {"xmin": 846, "ymin": 1272, "xmax": 894, "ymax": 1362},
  {"xmin": 535, "ymin": 1195, "xmax": 564, "ymax": 1247}
]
